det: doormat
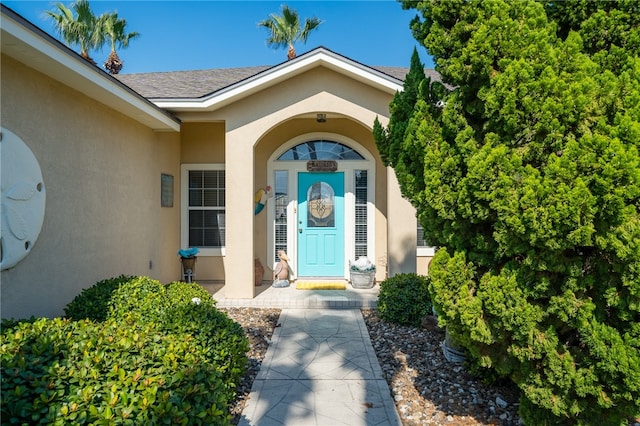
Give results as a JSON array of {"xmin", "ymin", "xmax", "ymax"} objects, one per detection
[{"xmin": 296, "ymin": 281, "xmax": 347, "ymax": 290}]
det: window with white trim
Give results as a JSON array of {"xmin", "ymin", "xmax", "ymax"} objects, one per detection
[
  {"xmin": 187, "ymin": 168, "xmax": 225, "ymax": 248},
  {"xmin": 273, "ymin": 170, "xmax": 288, "ymax": 263},
  {"xmin": 354, "ymin": 170, "xmax": 368, "ymax": 258},
  {"xmin": 417, "ymin": 222, "xmax": 427, "ymax": 248},
  {"xmin": 417, "ymin": 220, "xmax": 436, "ymax": 256}
]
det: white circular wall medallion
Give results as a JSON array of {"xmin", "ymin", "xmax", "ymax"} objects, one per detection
[{"xmin": 1, "ymin": 128, "xmax": 46, "ymax": 270}]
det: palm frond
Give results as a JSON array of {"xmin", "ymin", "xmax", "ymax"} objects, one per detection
[
  {"xmin": 300, "ymin": 17, "xmax": 322, "ymax": 43},
  {"xmin": 45, "ymin": 0, "xmax": 101, "ymax": 60},
  {"xmin": 259, "ymin": 5, "xmax": 322, "ymax": 59}
]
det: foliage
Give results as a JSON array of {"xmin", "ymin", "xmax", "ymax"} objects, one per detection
[
  {"xmin": 106, "ymin": 276, "xmax": 171, "ymax": 324},
  {"xmin": 101, "ymin": 11, "xmax": 140, "ymax": 74},
  {"xmin": 377, "ymin": 273, "xmax": 432, "ymax": 327},
  {"xmin": 165, "ymin": 280, "xmax": 215, "ymax": 306},
  {"xmin": 45, "ymin": 0, "xmax": 103, "ymax": 62},
  {"xmin": 1, "ymin": 317, "xmax": 232, "ymax": 425},
  {"xmin": 258, "ymin": 4, "xmax": 322, "ymax": 60},
  {"xmin": 2, "ymin": 276, "xmax": 249, "ymax": 425},
  {"xmin": 46, "ymin": 0, "xmax": 139, "ymax": 72},
  {"xmin": 1, "ymin": 316, "xmax": 38, "ymax": 332},
  {"xmin": 374, "ymin": 47, "xmax": 447, "ymax": 197},
  {"xmin": 64, "ymin": 274, "xmax": 135, "ymax": 321},
  {"xmin": 381, "ymin": 0, "xmax": 640, "ymax": 423},
  {"xmin": 107, "ymin": 277, "xmax": 249, "ymax": 401}
]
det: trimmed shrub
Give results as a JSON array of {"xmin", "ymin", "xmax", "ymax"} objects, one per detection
[
  {"xmin": 377, "ymin": 273, "xmax": 432, "ymax": 327},
  {"xmin": 2, "ymin": 276, "xmax": 249, "ymax": 425},
  {"xmin": 1, "ymin": 316, "xmax": 37, "ymax": 332},
  {"xmin": 107, "ymin": 278, "xmax": 249, "ymax": 401},
  {"xmin": 106, "ymin": 276, "xmax": 170, "ymax": 324},
  {"xmin": 165, "ymin": 281, "xmax": 215, "ymax": 307},
  {"xmin": 1, "ymin": 317, "xmax": 232, "ymax": 425},
  {"xmin": 64, "ymin": 274, "xmax": 135, "ymax": 321}
]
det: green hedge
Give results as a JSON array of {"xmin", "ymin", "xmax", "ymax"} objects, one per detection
[
  {"xmin": 64, "ymin": 274, "xmax": 135, "ymax": 322},
  {"xmin": 377, "ymin": 273, "xmax": 432, "ymax": 327},
  {"xmin": 1, "ymin": 276, "xmax": 249, "ymax": 425}
]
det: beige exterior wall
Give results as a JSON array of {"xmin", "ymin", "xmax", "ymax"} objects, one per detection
[
  {"xmin": 417, "ymin": 256, "xmax": 433, "ymax": 276},
  {"xmin": 386, "ymin": 169, "xmax": 418, "ymax": 276},
  {"xmin": 1, "ymin": 55, "xmax": 181, "ymax": 319},
  {"xmin": 179, "ymin": 122, "xmax": 226, "ymax": 281}
]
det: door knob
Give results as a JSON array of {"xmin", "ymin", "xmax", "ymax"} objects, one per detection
[{"xmin": 299, "ymin": 228, "xmax": 303, "ymax": 233}]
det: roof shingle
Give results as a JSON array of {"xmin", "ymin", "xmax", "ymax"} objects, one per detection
[{"xmin": 115, "ymin": 65, "xmax": 443, "ymax": 100}]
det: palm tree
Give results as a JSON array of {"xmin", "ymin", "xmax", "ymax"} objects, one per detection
[
  {"xmin": 259, "ymin": 5, "xmax": 322, "ymax": 60},
  {"xmin": 102, "ymin": 12, "xmax": 140, "ymax": 74},
  {"xmin": 45, "ymin": 0, "xmax": 103, "ymax": 64}
]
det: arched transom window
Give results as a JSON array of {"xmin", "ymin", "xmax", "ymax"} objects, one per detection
[{"xmin": 277, "ymin": 140, "xmax": 365, "ymax": 161}]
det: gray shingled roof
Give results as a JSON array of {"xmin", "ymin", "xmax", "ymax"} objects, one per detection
[
  {"xmin": 115, "ymin": 65, "xmax": 443, "ymax": 100},
  {"xmin": 115, "ymin": 66, "xmax": 271, "ymax": 99}
]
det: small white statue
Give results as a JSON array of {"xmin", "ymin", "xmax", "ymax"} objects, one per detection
[{"xmin": 272, "ymin": 250, "xmax": 291, "ymax": 288}]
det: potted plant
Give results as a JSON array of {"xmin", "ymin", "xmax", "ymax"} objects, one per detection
[
  {"xmin": 178, "ymin": 247, "xmax": 199, "ymax": 282},
  {"xmin": 349, "ymin": 257, "xmax": 376, "ymax": 289}
]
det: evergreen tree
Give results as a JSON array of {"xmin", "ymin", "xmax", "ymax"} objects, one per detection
[
  {"xmin": 374, "ymin": 47, "xmax": 446, "ymax": 200},
  {"xmin": 385, "ymin": 0, "xmax": 640, "ymax": 423}
]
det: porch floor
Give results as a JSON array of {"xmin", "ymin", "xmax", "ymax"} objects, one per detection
[{"xmin": 200, "ymin": 281, "xmax": 379, "ymax": 309}]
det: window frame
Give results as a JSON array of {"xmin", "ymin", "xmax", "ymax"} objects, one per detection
[
  {"xmin": 181, "ymin": 164, "xmax": 225, "ymax": 257},
  {"xmin": 416, "ymin": 221, "xmax": 435, "ymax": 257},
  {"xmin": 276, "ymin": 140, "xmax": 366, "ymax": 161}
]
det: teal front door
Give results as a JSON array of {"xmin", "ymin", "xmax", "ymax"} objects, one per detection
[{"xmin": 297, "ymin": 172, "xmax": 344, "ymax": 277}]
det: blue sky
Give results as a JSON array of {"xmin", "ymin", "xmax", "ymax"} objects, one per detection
[{"xmin": 3, "ymin": 0, "xmax": 435, "ymax": 74}]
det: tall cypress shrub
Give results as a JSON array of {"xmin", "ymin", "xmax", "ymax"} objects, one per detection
[{"xmin": 379, "ymin": 0, "xmax": 640, "ymax": 423}]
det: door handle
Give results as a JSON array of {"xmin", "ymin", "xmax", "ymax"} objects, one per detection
[{"xmin": 299, "ymin": 228, "xmax": 303, "ymax": 233}]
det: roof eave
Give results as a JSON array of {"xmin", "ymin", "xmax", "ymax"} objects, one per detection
[
  {"xmin": 1, "ymin": 5, "xmax": 180, "ymax": 132},
  {"xmin": 152, "ymin": 48, "xmax": 403, "ymax": 112}
]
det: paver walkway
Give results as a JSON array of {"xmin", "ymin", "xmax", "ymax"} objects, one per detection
[{"xmin": 237, "ymin": 308, "xmax": 402, "ymax": 426}]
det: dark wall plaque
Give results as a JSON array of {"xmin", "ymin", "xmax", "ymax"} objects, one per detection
[
  {"xmin": 306, "ymin": 160, "xmax": 338, "ymax": 172},
  {"xmin": 161, "ymin": 173, "xmax": 174, "ymax": 207}
]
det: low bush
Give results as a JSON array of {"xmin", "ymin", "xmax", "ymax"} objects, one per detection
[
  {"xmin": 165, "ymin": 281, "xmax": 215, "ymax": 307},
  {"xmin": 1, "ymin": 317, "xmax": 231, "ymax": 425},
  {"xmin": 64, "ymin": 274, "xmax": 135, "ymax": 321},
  {"xmin": 2, "ymin": 276, "xmax": 249, "ymax": 425},
  {"xmin": 110, "ymin": 279, "xmax": 249, "ymax": 400},
  {"xmin": 106, "ymin": 276, "xmax": 170, "ymax": 324},
  {"xmin": 377, "ymin": 273, "xmax": 432, "ymax": 327}
]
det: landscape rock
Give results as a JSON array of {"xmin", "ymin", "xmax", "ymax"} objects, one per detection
[{"xmin": 222, "ymin": 307, "xmax": 523, "ymax": 425}]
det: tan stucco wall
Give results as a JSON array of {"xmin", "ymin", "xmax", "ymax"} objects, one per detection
[
  {"xmin": 179, "ymin": 122, "xmax": 226, "ymax": 281},
  {"xmin": 417, "ymin": 256, "xmax": 432, "ymax": 276},
  {"xmin": 387, "ymin": 169, "xmax": 418, "ymax": 276},
  {"xmin": 1, "ymin": 55, "xmax": 181, "ymax": 319},
  {"xmin": 176, "ymin": 67, "xmax": 394, "ymax": 130},
  {"xmin": 180, "ymin": 122, "xmax": 225, "ymax": 163}
]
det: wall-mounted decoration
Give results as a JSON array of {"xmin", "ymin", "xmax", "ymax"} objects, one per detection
[
  {"xmin": 254, "ymin": 185, "xmax": 273, "ymax": 215},
  {"xmin": 306, "ymin": 160, "xmax": 337, "ymax": 172},
  {"xmin": 161, "ymin": 173, "xmax": 174, "ymax": 207},
  {"xmin": 1, "ymin": 127, "xmax": 46, "ymax": 271}
]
